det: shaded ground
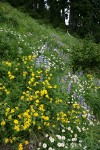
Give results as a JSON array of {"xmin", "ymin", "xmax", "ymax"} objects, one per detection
[{"xmin": 0, "ymin": 144, "xmax": 14, "ymax": 150}]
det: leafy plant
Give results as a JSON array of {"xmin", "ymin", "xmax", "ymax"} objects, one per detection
[{"xmin": 70, "ymin": 39, "xmax": 100, "ymax": 71}]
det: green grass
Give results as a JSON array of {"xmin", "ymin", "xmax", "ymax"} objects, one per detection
[{"xmin": 0, "ymin": 2, "xmax": 100, "ymax": 150}]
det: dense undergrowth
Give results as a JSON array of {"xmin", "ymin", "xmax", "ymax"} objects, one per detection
[{"xmin": 0, "ymin": 2, "xmax": 100, "ymax": 150}]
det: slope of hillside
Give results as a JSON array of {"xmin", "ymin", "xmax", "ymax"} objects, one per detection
[{"xmin": 0, "ymin": 2, "xmax": 100, "ymax": 150}]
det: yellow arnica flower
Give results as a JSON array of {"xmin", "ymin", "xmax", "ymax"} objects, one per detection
[
  {"xmin": 34, "ymin": 112, "xmax": 38, "ymax": 117},
  {"xmin": 36, "ymin": 99, "xmax": 39, "ymax": 103},
  {"xmin": 41, "ymin": 116, "xmax": 49, "ymax": 121},
  {"xmin": 8, "ymin": 115, "xmax": 12, "ymax": 120},
  {"xmin": 18, "ymin": 143, "xmax": 23, "ymax": 150},
  {"xmin": 24, "ymin": 140, "xmax": 29, "ymax": 145},
  {"xmin": 14, "ymin": 125, "xmax": 20, "ymax": 132},
  {"xmin": 15, "ymin": 107, "xmax": 19, "ymax": 110},
  {"xmin": 9, "ymin": 139, "xmax": 13, "ymax": 144},
  {"xmin": 20, "ymin": 96, "xmax": 24, "ymax": 100},
  {"xmin": 54, "ymin": 85, "xmax": 57, "ymax": 88},
  {"xmin": 18, "ymin": 114, "xmax": 22, "ymax": 119},
  {"xmin": 11, "ymin": 109, "xmax": 15, "ymax": 113},
  {"xmin": 38, "ymin": 126, "xmax": 41, "ymax": 130},
  {"xmin": 4, "ymin": 138, "xmax": 9, "ymax": 143},
  {"xmin": 6, "ymin": 107, "xmax": 10, "ymax": 112},
  {"xmin": 10, "ymin": 75, "xmax": 15, "ymax": 80},
  {"xmin": 8, "ymin": 71, "xmax": 11, "ymax": 75},
  {"xmin": 1, "ymin": 120, "xmax": 6, "ymax": 126},
  {"xmin": 5, "ymin": 61, "xmax": 12, "ymax": 67},
  {"xmin": 13, "ymin": 119, "xmax": 19, "ymax": 124}
]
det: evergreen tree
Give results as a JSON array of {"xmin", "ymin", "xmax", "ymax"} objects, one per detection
[
  {"xmin": 3, "ymin": 0, "xmax": 100, "ymax": 42},
  {"xmin": 69, "ymin": 0, "xmax": 100, "ymax": 42},
  {"xmin": 92, "ymin": 0, "xmax": 100, "ymax": 43},
  {"xmin": 69, "ymin": 0, "xmax": 93, "ymax": 35}
]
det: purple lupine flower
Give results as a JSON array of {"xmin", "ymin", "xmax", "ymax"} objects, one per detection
[{"xmin": 67, "ymin": 81, "xmax": 72, "ymax": 94}]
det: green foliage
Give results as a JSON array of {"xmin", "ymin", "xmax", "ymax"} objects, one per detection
[
  {"xmin": 70, "ymin": 39, "xmax": 100, "ymax": 71},
  {"xmin": 84, "ymin": 74, "xmax": 100, "ymax": 119},
  {"xmin": 0, "ymin": 13, "xmax": 19, "ymax": 28}
]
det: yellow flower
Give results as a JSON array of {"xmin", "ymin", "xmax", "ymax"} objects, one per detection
[
  {"xmin": 52, "ymin": 124, "xmax": 55, "ymax": 128},
  {"xmin": 24, "ymin": 140, "xmax": 29, "ymax": 145},
  {"xmin": 45, "ymin": 122, "xmax": 50, "ymax": 126},
  {"xmin": 5, "ymin": 107, "xmax": 10, "ymax": 112},
  {"xmin": 15, "ymin": 68, "xmax": 18, "ymax": 71},
  {"xmin": 28, "ymin": 81, "xmax": 31, "ymax": 85},
  {"xmin": 45, "ymin": 94, "xmax": 49, "ymax": 98},
  {"xmin": 48, "ymin": 85, "xmax": 52, "ymax": 88},
  {"xmin": 30, "ymin": 77, "xmax": 34, "ymax": 82},
  {"xmin": 83, "ymin": 111, "xmax": 87, "ymax": 114},
  {"xmin": 4, "ymin": 138, "xmax": 9, "ymax": 143},
  {"xmin": 13, "ymin": 119, "xmax": 19, "ymax": 124},
  {"xmin": 8, "ymin": 71, "xmax": 11, "ymax": 75},
  {"xmin": 9, "ymin": 139, "xmax": 13, "ymax": 144},
  {"xmin": 15, "ymin": 107, "xmax": 19, "ymax": 110},
  {"xmin": 20, "ymin": 96, "xmax": 24, "ymax": 100},
  {"xmin": 33, "ymin": 121, "xmax": 35, "ymax": 125},
  {"xmin": 39, "ymin": 104, "xmax": 45, "ymax": 112},
  {"xmin": 75, "ymin": 119, "xmax": 80, "ymax": 123},
  {"xmin": 82, "ymin": 114, "xmax": 87, "ymax": 118},
  {"xmin": 40, "ymin": 89, "xmax": 47, "ymax": 96},
  {"xmin": 28, "ymin": 55, "xmax": 32, "ymax": 60},
  {"xmin": 14, "ymin": 125, "xmax": 20, "ymax": 132},
  {"xmin": 38, "ymin": 126, "xmax": 41, "ymax": 130},
  {"xmin": 4, "ymin": 103, "xmax": 7, "ymax": 106},
  {"xmin": 34, "ymin": 112, "xmax": 38, "ymax": 117},
  {"xmin": 33, "ymin": 82, "xmax": 39, "ymax": 86},
  {"xmin": 35, "ymin": 91, "xmax": 39, "ymax": 95},
  {"xmin": 31, "ymin": 108, "xmax": 35, "ymax": 113},
  {"xmin": 41, "ymin": 116, "xmax": 49, "ymax": 121},
  {"xmin": 5, "ymin": 61, "xmax": 12, "ymax": 67},
  {"xmin": 12, "ymin": 137, "xmax": 16, "ymax": 141},
  {"xmin": 54, "ymin": 85, "xmax": 57, "ymax": 88},
  {"xmin": 18, "ymin": 143, "xmax": 23, "ymax": 150},
  {"xmin": 11, "ymin": 109, "xmax": 15, "ymax": 113},
  {"xmin": 18, "ymin": 114, "xmax": 22, "ymax": 119},
  {"xmin": 8, "ymin": 115, "xmax": 12, "ymax": 120},
  {"xmin": 1, "ymin": 120, "xmax": 6, "ymax": 126},
  {"xmin": 73, "ymin": 102, "xmax": 80, "ymax": 109},
  {"xmin": 23, "ymin": 61, "xmax": 27, "ymax": 64},
  {"xmin": 10, "ymin": 75, "xmax": 15, "ymax": 80},
  {"xmin": 23, "ymin": 71, "xmax": 27, "ymax": 77},
  {"xmin": 36, "ymin": 99, "xmax": 39, "ymax": 103},
  {"xmin": 31, "ymin": 72, "xmax": 35, "ymax": 76},
  {"xmin": 6, "ymin": 91, "xmax": 10, "ymax": 95},
  {"xmin": 23, "ymin": 112, "xmax": 28, "ymax": 117}
]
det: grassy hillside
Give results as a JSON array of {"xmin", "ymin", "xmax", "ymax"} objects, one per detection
[{"xmin": 0, "ymin": 2, "xmax": 100, "ymax": 150}]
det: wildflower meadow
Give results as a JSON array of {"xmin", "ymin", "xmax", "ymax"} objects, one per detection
[{"xmin": 0, "ymin": 2, "xmax": 100, "ymax": 150}]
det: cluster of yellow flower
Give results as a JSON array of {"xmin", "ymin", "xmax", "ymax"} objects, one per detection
[
  {"xmin": 0, "ymin": 83, "xmax": 10, "ymax": 95},
  {"xmin": 0, "ymin": 56, "xmax": 59, "ymax": 147},
  {"xmin": 18, "ymin": 141, "xmax": 29, "ymax": 150},
  {"xmin": 4, "ymin": 61, "xmax": 12, "ymax": 67},
  {"xmin": 7, "ymin": 71, "xmax": 15, "ymax": 80},
  {"xmin": 57, "ymin": 111, "xmax": 69, "ymax": 124},
  {"xmin": 73, "ymin": 102, "xmax": 80, "ymax": 109},
  {"xmin": 0, "ymin": 54, "xmax": 94, "ymax": 150},
  {"xmin": 21, "ymin": 55, "xmax": 36, "ymax": 64}
]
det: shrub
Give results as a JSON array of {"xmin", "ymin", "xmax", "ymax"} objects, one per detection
[{"xmin": 70, "ymin": 39, "xmax": 100, "ymax": 71}]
